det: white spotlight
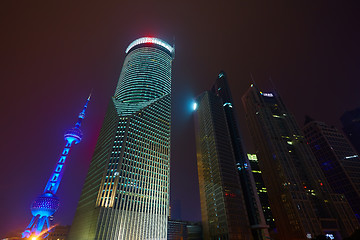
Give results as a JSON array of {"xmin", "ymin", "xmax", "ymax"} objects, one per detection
[{"xmin": 193, "ymin": 102, "xmax": 198, "ymax": 111}]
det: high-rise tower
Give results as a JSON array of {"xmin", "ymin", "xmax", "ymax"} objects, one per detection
[
  {"xmin": 242, "ymin": 85, "xmax": 359, "ymax": 240},
  {"xmin": 22, "ymin": 95, "xmax": 91, "ymax": 239},
  {"xmin": 211, "ymin": 72, "xmax": 269, "ymax": 240},
  {"xmin": 303, "ymin": 118, "xmax": 360, "ymax": 222},
  {"xmin": 194, "ymin": 71, "xmax": 268, "ymax": 239},
  {"xmin": 194, "ymin": 90, "xmax": 251, "ymax": 240},
  {"xmin": 68, "ymin": 37, "xmax": 174, "ymax": 240}
]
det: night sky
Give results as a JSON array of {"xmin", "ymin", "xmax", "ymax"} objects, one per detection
[{"xmin": 1, "ymin": 1, "xmax": 360, "ymax": 238}]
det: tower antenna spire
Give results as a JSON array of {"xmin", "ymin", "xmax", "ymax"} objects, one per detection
[
  {"xmin": 268, "ymin": 75, "xmax": 279, "ymax": 96},
  {"xmin": 250, "ymin": 72, "xmax": 256, "ymax": 85},
  {"xmin": 22, "ymin": 95, "xmax": 90, "ymax": 239},
  {"xmin": 87, "ymin": 90, "xmax": 92, "ymax": 100},
  {"xmin": 75, "ymin": 91, "xmax": 92, "ymax": 128},
  {"xmin": 269, "ymin": 75, "xmax": 276, "ymax": 90}
]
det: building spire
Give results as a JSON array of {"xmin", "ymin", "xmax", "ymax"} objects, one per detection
[
  {"xmin": 75, "ymin": 92, "xmax": 91, "ymax": 128},
  {"xmin": 250, "ymin": 72, "xmax": 256, "ymax": 85}
]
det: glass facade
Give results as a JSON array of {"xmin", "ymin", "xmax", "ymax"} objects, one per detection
[
  {"xmin": 167, "ymin": 219, "xmax": 202, "ymax": 240},
  {"xmin": 242, "ymin": 85, "xmax": 359, "ymax": 240},
  {"xmin": 194, "ymin": 91, "xmax": 252, "ymax": 240},
  {"xmin": 211, "ymin": 72, "xmax": 269, "ymax": 240},
  {"xmin": 68, "ymin": 37, "xmax": 174, "ymax": 240},
  {"xmin": 303, "ymin": 120, "xmax": 360, "ymax": 222}
]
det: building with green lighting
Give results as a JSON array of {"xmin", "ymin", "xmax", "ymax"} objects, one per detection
[{"xmin": 68, "ymin": 37, "xmax": 174, "ymax": 240}]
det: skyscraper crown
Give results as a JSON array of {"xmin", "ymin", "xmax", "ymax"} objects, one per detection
[
  {"xmin": 125, "ymin": 37, "xmax": 174, "ymax": 56},
  {"xmin": 114, "ymin": 37, "xmax": 173, "ymax": 108}
]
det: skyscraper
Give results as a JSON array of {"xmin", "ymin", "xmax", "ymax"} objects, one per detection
[
  {"xmin": 194, "ymin": 91, "xmax": 251, "ymax": 240},
  {"xmin": 242, "ymin": 85, "xmax": 359, "ymax": 240},
  {"xmin": 68, "ymin": 37, "xmax": 174, "ymax": 240},
  {"xmin": 211, "ymin": 72, "xmax": 269, "ymax": 240},
  {"xmin": 22, "ymin": 95, "xmax": 90, "ymax": 239},
  {"xmin": 303, "ymin": 118, "xmax": 360, "ymax": 222},
  {"xmin": 194, "ymin": 72, "xmax": 267, "ymax": 240},
  {"xmin": 341, "ymin": 108, "xmax": 360, "ymax": 154}
]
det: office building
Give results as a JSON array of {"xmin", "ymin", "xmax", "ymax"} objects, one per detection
[
  {"xmin": 68, "ymin": 37, "xmax": 174, "ymax": 240},
  {"xmin": 247, "ymin": 154, "xmax": 276, "ymax": 231},
  {"xmin": 242, "ymin": 84, "xmax": 359, "ymax": 240},
  {"xmin": 194, "ymin": 90, "xmax": 251, "ymax": 239},
  {"xmin": 211, "ymin": 72, "xmax": 269, "ymax": 240},
  {"xmin": 341, "ymin": 108, "xmax": 360, "ymax": 154},
  {"xmin": 167, "ymin": 219, "xmax": 202, "ymax": 240},
  {"xmin": 303, "ymin": 118, "xmax": 360, "ymax": 222},
  {"xmin": 194, "ymin": 72, "xmax": 268, "ymax": 239}
]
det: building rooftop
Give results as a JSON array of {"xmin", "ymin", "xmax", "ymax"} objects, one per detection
[{"xmin": 125, "ymin": 37, "xmax": 174, "ymax": 54}]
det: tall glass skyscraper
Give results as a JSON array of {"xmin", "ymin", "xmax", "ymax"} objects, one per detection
[
  {"xmin": 193, "ymin": 72, "xmax": 268, "ymax": 239},
  {"xmin": 68, "ymin": 37, "xmax": 174, "ymax": 240},
  {"xmin": 194, "ymin": 90, "xmax": 252, "ymax": 240},
  {"xmin": 211, "ymin": 72, "xmax": 269, "ymax": 240},
  {"xmin": 242, "ymin": 85, "xmax": 359, "ymax": 240}
]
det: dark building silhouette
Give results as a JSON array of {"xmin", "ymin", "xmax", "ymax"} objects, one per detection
[
  {"xmin": 193, "ymin": 72, "xmax": 268, "ymax": 240},
  {"xmin": 303, "ymin": 118, "xmax": 360, "ymax": 222},
  {"xmin": 242, "ymin": 84, "xmax": 359, "ymax": 240},
  {"xmin": 247, "ymin": 154, "xmax": 276, "ymax": 231},
  {"xmin": 168, "ymin": 219, "xmax": 202, "ymax": 240},
  {"xmin": 48, "ymin": 225, "xmax": 71, "ymax": 240},
  {"xmin": 211, "ymin": 72, "xmax": 269, "ymax": 240},
  {"xmin": 341, "ymin": 108, "xmax": 360, "ymax": 154}
]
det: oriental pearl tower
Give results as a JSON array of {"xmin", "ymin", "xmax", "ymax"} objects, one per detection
[{"xmin": 22, "ymin": 94, "xmax": 91, "ymax": 239}]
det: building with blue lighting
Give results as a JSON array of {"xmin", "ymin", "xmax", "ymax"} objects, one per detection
[
  {"xmin": 22, "ymin": 95, "xmax": 91, "ymax": 239},
  {"xmin": 68, "ymin": 37, "xmax": 174, "ymax": 240}
]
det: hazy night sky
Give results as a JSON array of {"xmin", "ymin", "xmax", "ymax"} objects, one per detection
[{"xmin": 1, "ymin": 1, "xmax": 360, "ymax": 237}]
